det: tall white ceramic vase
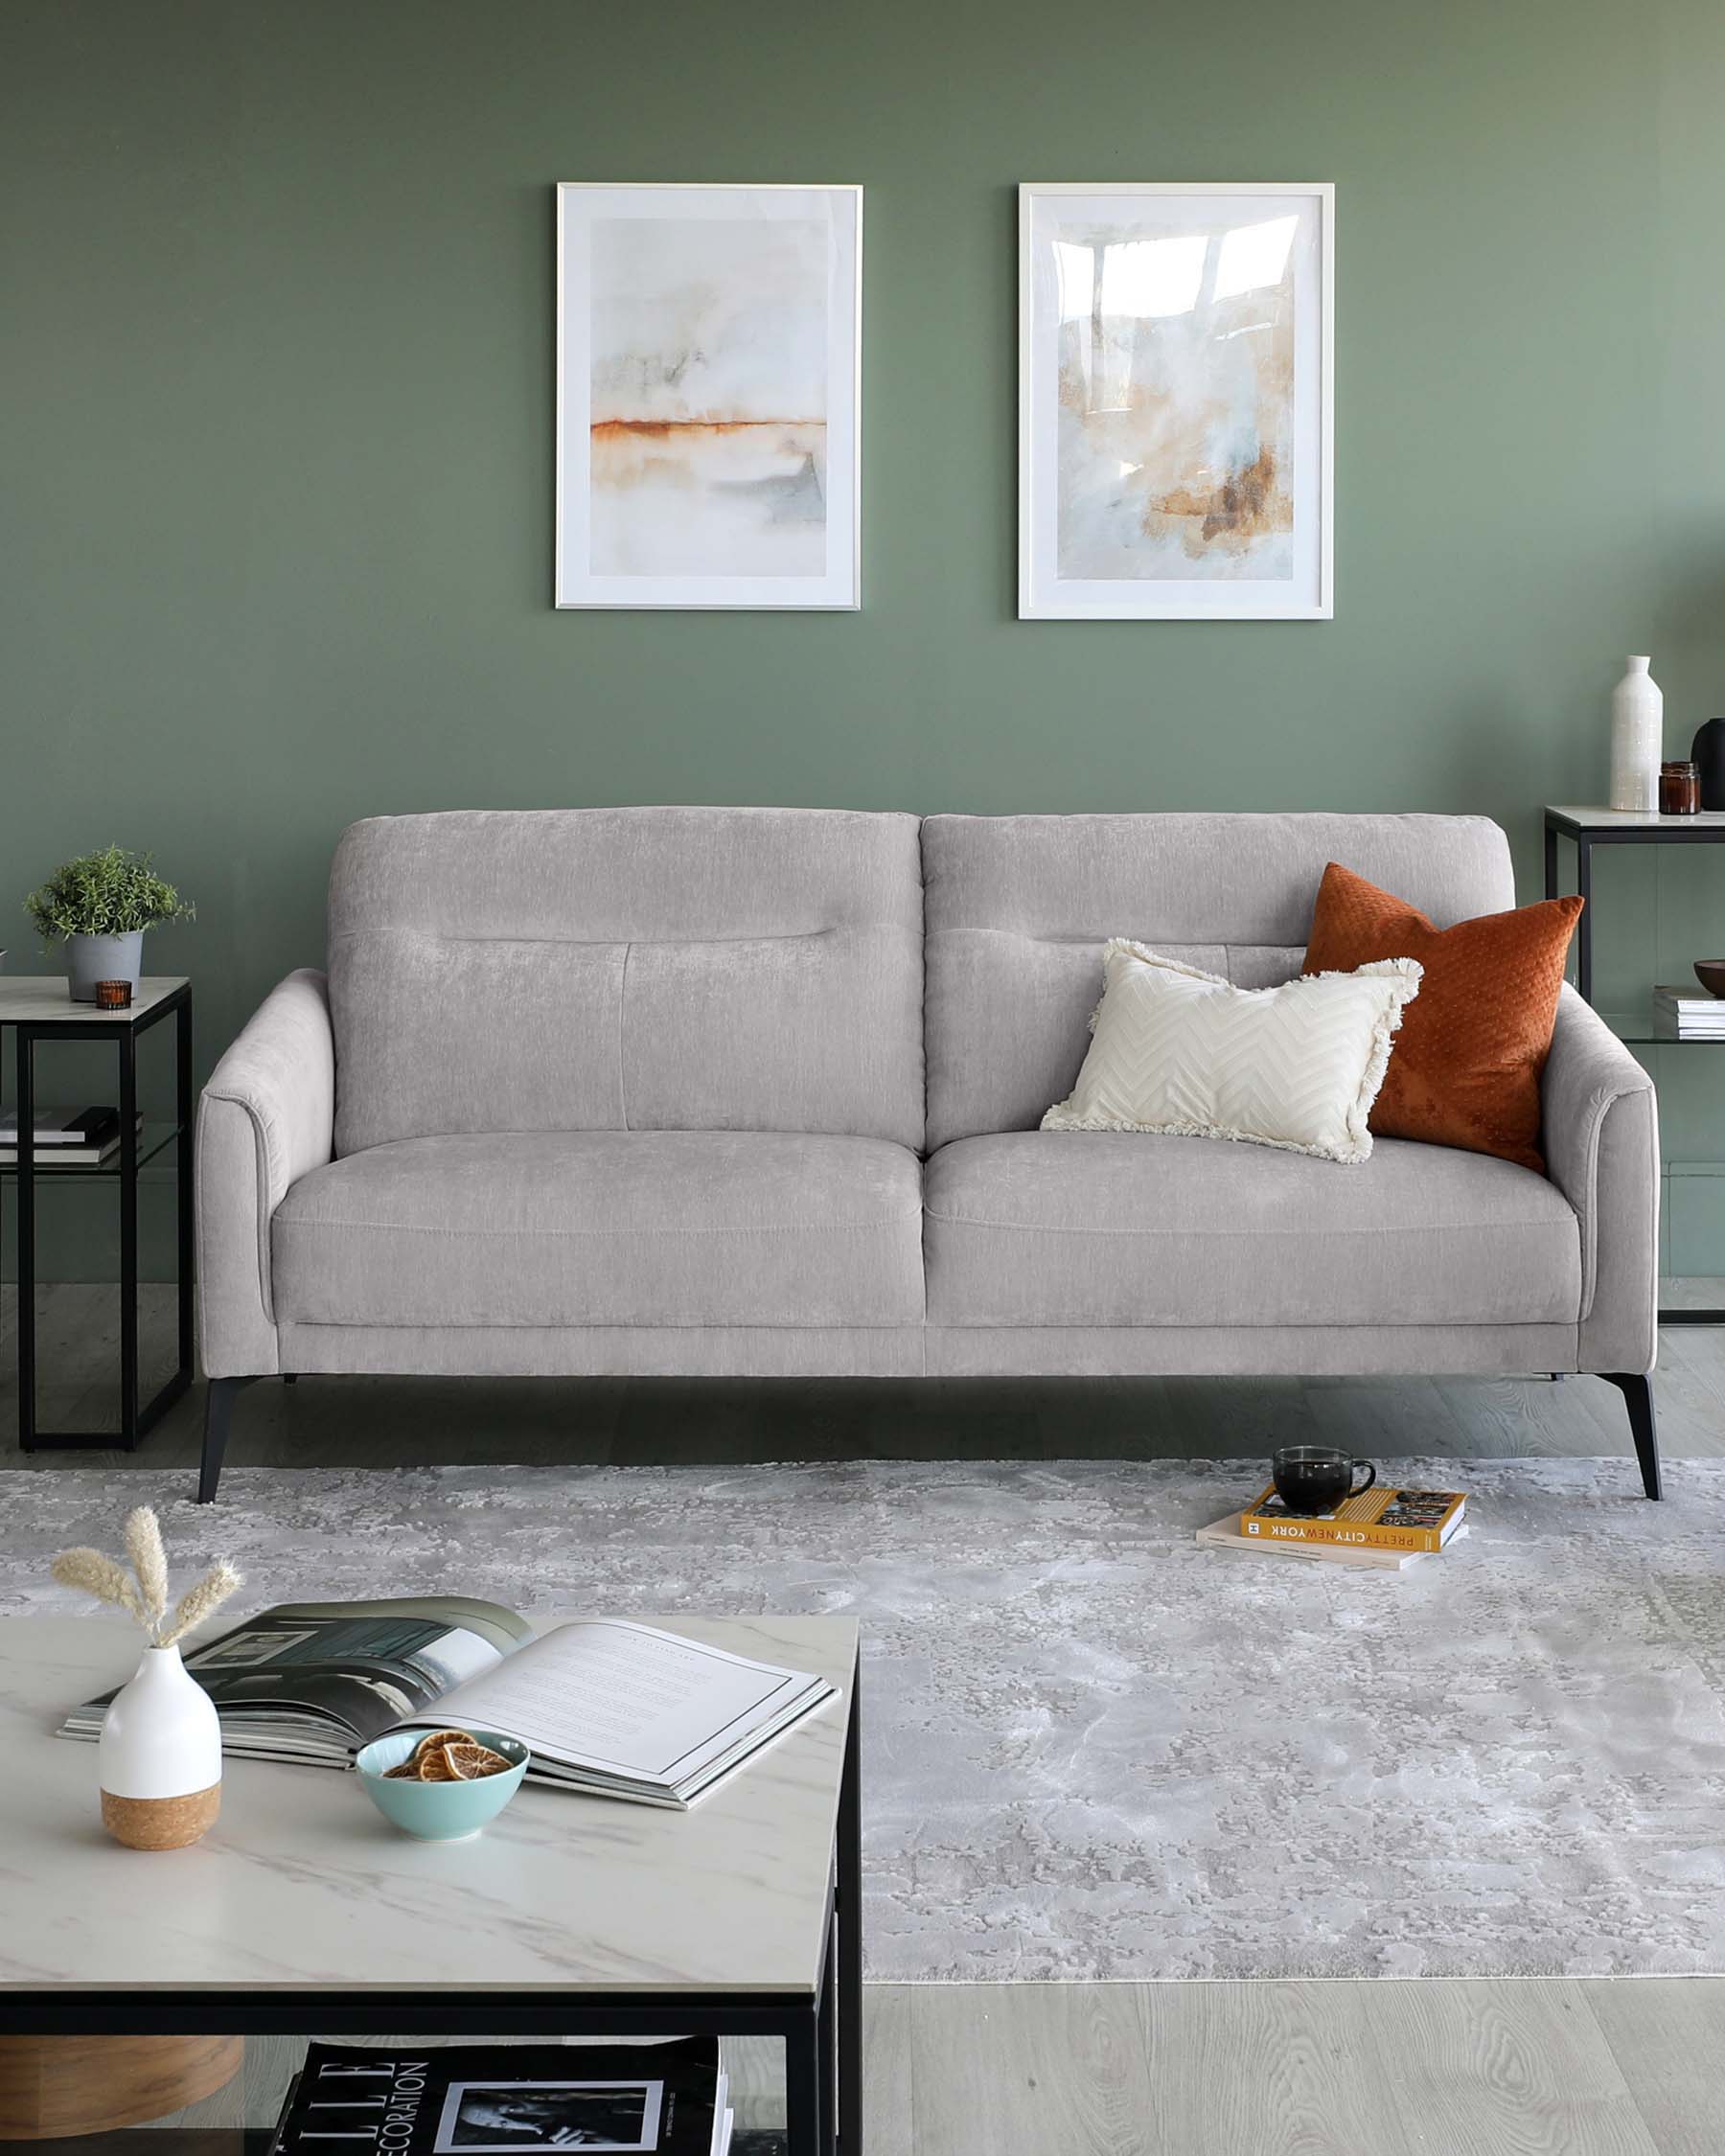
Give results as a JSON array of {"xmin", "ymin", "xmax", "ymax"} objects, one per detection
[
  {"xmin": 1609, "ymin": 656, "xmax": 1664, "ymax": 813},
  {"xmin": 98, "ymin": 1643, "xmax": 222, "ymax": 1849}
]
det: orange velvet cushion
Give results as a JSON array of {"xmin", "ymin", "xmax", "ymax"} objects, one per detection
[{"xmin": 1300, "ymin": 861, "xmax": 1582, "ymax": 1174}]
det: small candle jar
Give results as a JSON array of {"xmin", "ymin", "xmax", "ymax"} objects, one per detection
[
  {"xmin": 93, "ymin": 979, "xmax": 134, "ymax": 1010},
  {"xmin": 1661, "ymin": 760, "xmax": 1701, "ymax": 815}
]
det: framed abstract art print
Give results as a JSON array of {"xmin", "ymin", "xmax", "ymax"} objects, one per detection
[
  {"xmin": 1019, "ymin": 183, "xmax": 1333, "ymax": 621},
  {"xmin": 556, "ymin": 182, "xmax": 862, "ymax": 609}
]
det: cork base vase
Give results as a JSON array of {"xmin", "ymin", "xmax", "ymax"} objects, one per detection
[{"xmin": 97, "ymin": 1644, "xmax": 221, "ymax": 1849}]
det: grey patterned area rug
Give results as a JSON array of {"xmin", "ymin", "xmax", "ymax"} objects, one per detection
[{"xmin": 6, "ymin": 1456, "xmax": 1725, "ymax": 1983}]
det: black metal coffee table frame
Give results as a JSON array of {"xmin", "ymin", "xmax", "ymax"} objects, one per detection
[{"xmin": 0, "ymin": 1670, "xmax": 862, "ymax": 2156}]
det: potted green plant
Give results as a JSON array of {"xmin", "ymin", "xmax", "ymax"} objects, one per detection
[{"xmin": 24, "ymin": 845, "xmax": 195, "ymax": 1001}]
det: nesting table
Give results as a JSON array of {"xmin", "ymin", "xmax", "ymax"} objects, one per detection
[
  {"xmin": 1, "ymin": 975, "xmax": 194, "ymax": 1451},
  {"xmin": 0, "ymin": 1612, "xmax": 862, "ymax": 2156},
  {"xmin": 1544, "ymin": 806, "xmax": 1725, "ymax": 1324},
  {"xmin": 1543, "ymin": 805, "xmax": 1725, "ymax": 1005}
]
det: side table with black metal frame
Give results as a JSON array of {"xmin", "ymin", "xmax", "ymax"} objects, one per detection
[
  {"xmin": 1545, "ymin": 804, "xmax": 1725, "ymax": 1328},
  {"xmin": 1, "ymin": 975, "xmax": 194, "ymax": 1452}
]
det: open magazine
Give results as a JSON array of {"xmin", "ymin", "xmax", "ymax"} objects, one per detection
[{"xmin": 58, "ymin": 1598, "xmax": 835, "ymax": 1810}]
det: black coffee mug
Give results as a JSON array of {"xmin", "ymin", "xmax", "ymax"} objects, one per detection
[{"xmin": 1272, "ymin": 1445, "xmax": 1376, "ymax": 1515}]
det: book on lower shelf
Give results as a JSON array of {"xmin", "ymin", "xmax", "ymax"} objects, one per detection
[
  {"xmin": 0, "ymin": 1104, "xmax": 120, "ymax": 1146},
  {"xmin": 0, "ymin": 1103, "xmax": 141, "ymax": 1165},
  {"xmin": 57, "ymin": 1599, "xmax": 836, "ymax": 1810},
  {"xmin": 1653, "ymin": 988, "xmax": 1725, "ymax": 1040},
  {"xmin": 0, "ymin": 1137, "xmax": 125, "ymax": 1167},
  {"xmin": 272, "ymin": 2041, "xmax": 732, "ymax": 2156}
]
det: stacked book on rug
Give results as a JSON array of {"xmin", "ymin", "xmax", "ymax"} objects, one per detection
[
  {"xmin": 0, "ymin": 1104, "xmax": 142, "ymax": 1168},
  {"xmin": 271, "ymin": 2041, "xmax": 733, "ymax": 2156},
  {"xmin": 58, "ymin": 1599, "xmax": 835, "ymax": 1809},
  {"xmin": 1196, "ymin": 1483, "xmax": 1468, "ymax": 1571},
  {"xmin": 1653, "ymin": 986, "xmax": 1725, "ymax": 1041}
]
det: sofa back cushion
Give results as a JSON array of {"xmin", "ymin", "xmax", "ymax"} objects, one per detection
[
  {"xmin": 329, "ymin": 808, "xmax": 925, "ymax": 1155},
  {"xmin": 921, "ymin": 813, "xmax": 1516, "ymax": 1151}
]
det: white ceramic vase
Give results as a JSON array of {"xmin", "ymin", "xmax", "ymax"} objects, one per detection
[
  {"xmin": 1609, "ymin": 656, "xmax": 1664, "ymax": 813},
  {"xmin": 98, "ymin": 1643, "xmax": 221, "ymax": 1849}
]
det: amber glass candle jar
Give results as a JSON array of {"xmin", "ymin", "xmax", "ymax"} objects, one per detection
[{"xmin": 1661, "ymin": 760, "xmax": 1701, "ymax": 815}]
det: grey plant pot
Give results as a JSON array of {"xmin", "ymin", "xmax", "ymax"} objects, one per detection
[{"xmin": 66, "ymin": 929, "xmax": 145, "ymax": 1003}]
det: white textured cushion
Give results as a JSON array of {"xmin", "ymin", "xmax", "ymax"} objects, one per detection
[{"xmin": 1042, "ymin": 941, "xmax": 1422, "ymax": 1165}]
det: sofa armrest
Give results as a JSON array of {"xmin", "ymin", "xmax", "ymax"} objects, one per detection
[
  {"xmin": 1541, "ymin": 985, "xmax": 1659, "ymax": 1373},
  {"xmin": 196, "ymin": 969, "xmax": 334, "ymax": 1377}
]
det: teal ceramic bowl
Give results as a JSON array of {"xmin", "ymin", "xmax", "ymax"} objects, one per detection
[{"xmin": 353, "ymin": 1729, "xmax": 529, "ymax": 1842}]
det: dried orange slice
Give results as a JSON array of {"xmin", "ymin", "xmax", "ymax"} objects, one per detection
[
  {"xmin": 446, "ymin": 1742, "xmax": 513, "ymax": 1780},
  {"xmin": 415, "ymin": 1743, "xmax": 461, "ymax": 1782},
  {"xmin": 410, "ymin": 1728, "xmax": 476, "ymax": 1760}
]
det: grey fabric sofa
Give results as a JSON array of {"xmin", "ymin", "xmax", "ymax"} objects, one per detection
[{"xmin": 195, "ymin": 808, "xmax": 1660, "ymax": 1502}]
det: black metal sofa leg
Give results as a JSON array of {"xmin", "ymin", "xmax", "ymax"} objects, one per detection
[
  {"xmin": 198, "ymin": 1376, "xmax": 257, "ymax": 1504},
  {"xmin": 1601, "ymin": 1373, "xmax": 1662, "ymax": 1501}
]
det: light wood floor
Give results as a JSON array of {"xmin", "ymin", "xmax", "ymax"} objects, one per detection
[
  {"xmin": 877, "ymin": 1977, "xmax": 1725, "ymax": 2156},
  {"xmin": 8, "ymin": 1286, "xmax": 1725, "ymax": 2154}
]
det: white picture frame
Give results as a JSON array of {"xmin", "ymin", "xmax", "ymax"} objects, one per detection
[
  {"xmin": 1019, "ymin": 182, "xmax": 1333, "ymax": 621},
  {"xmin": 556, "ymin": 182, "xmax": 862, "ymax": 610}
]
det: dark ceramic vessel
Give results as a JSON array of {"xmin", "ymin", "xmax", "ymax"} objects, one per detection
[{"xmin": 1691, "ymin": 717, "xmax": 1725, "ymax": 811}]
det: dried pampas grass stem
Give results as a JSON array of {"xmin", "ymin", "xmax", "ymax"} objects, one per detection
[
  {"xmin": 50, "ymin": 1548, "xmax": 146, "ymax": 1624},
  {"xmin": 123, "ymin": 1506, "xmax": 170, "ymax": 1624},
  {"xmin": 160, "ymin": 1562, "xmax": 243, "ymax": 1648},
  {"xmin": 51, "ymin": 1514, "xmax": 242, "ymax": 1649}
]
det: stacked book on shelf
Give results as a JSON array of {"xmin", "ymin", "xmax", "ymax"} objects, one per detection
[
  {"xmin": 271, "ymin": 2040, "xmax": 733, "ymax": 2156},
  {"xmin": 58, "ymin": 1598, "xmax": 837, "ymax": 1810},
  {"xmin": 0, "ymin": 1103, "xmax": 142, "ymax": 1168},
  {"xmin": 1196, "ymin": 1483, "xmax": 1468, "ymax": 1571},
  {"xmin": 1653, "ymin": 987, "xmax": 1725, "ymax": 1041}
]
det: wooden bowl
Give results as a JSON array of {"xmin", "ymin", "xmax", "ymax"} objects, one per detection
[{"xmin": 1694, "ymin": 961, "xmax": 1725, "ymax": 998}]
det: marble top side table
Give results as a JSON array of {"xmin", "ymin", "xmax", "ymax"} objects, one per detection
[{"xmin": 0, "ymin": 976, "xmax": 194, "ymax": 1453}]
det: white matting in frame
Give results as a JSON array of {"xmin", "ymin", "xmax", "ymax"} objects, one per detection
[
  {"xmin": 435, "ymin": 2080, "xmax": 663, "ymax": 2155},
  {"xmin": 1019, "ymin": 183, "xmax": 1333, "ymax": 621},
  {"xmin": 556, "ymin": 182, "xmax": 862, "ymax": 610}
]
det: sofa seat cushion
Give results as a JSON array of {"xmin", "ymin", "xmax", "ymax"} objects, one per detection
[
  {"xmin": 273, "ymin": 1131, "xmax": 925, "ymax": 1330},
  {"xmin": 924, "ymin": 1131, "xmax": 1582, "ymax": 1329}
]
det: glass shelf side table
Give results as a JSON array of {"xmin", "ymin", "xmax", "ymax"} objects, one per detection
[
  {"xmin": 1, "ymin": 975, "xmax": 193, "ymax": 1450},
  {"xmin": 1544, "ymin": 805, "xmax": 1725, "ymax": 1325}
]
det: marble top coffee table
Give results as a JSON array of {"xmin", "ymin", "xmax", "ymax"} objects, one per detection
[{"xmin": 0, "ymin": 1613, "xmax": 861, "ymax": 2156}]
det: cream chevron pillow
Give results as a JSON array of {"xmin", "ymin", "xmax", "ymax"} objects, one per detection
[{"xmin": 1042, "ymin": 941, "xmax": 1422, "ymax": 1165}]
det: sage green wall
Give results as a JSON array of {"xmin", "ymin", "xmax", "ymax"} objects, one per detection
[{"xmin": 7, "ymin": 0, "xmax": 1725, "ymax": 1279}]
